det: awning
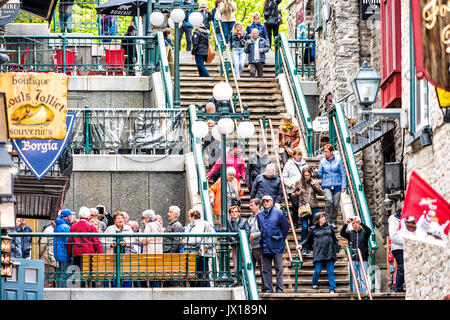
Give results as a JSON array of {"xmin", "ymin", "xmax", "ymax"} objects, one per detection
[{"xmin": 20, "ymin": 0, "xmax": 58, "ymax": 21}]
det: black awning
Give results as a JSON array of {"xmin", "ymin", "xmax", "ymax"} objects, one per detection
[
  {"xmin": 20, "ymin": 0, "xmax": 57, "ymax": 21},
  {"xmin": 14, "ymin": 175, "xmax": 69, "ymax": 220}
]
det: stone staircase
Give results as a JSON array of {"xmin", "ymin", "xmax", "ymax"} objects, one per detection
[{"xmin": 180, "ymin": 55, "xmax": 403, "ymax": 300}]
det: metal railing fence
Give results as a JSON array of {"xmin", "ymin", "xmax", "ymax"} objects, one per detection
[
  {"xmin": 7, "ymin": 232, "xmax": 252, "ymax": 289},
  {"xmin": 0, "ymin": 34, "xmax": 159, "ymax": 76},
  {"xmin": 288, "ymin": 39, "xmax": 317, "ymax": 80},
  {"xmin": 68, "ymin": 107, "xmax": 186, "ymax": 154}
]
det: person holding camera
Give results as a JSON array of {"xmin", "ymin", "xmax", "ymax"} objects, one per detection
[
  {"xmin": 96, "ymin": 205, "xmax": 114, "ymax": 228},
  {"xmin": 340, "ymin": 216, "xmax": 372, "ymax": 293},
  {"xmin": 219, "ymin": 0, "xmax": 237, "ymax": 44},
  {"xmin": 278, "ymin": 113, "xmax": 300, "ymax": 165},
  {"xmin": 230, "ymin": 22, "xmax": 247, "ymax": 78},
  {"xmin": 244, "ymin": 28, "xmax": 270, "ymax": 78},
  {"xmin": 198, "ymin": 1, "xmax": 213, "ymax": 32},
  {"xmin": 209, "ymin": 166, "xmax": 244, "ymax": 227}
]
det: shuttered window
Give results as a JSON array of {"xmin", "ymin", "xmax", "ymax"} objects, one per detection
[{"xmin": 314, "ymin": 0, "xmax": 322, "ymax": 31}]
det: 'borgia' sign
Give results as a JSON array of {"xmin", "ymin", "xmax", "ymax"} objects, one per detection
[{"xmin": 11, "ymin": 112, "xmax": 75, "ymax": 180}]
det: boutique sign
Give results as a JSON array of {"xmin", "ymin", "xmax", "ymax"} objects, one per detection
[
  {"xmin": 411, "ymin": 0, "xmax": 450, "ymax": 91},
  {"xmin": 0, "ymin": 72, "xmax": 68, "ymax": 140}
]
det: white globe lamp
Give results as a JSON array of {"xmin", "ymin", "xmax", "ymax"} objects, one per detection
[
  {"xmin": 189, "ymin": 11, "xmax": 204, "ymax": 27},
  {"xmin": 192, "ymin": 120, "xmax": 209, "ymax": 138},
  {"xmin": 213, "ymin": 82, "xmax": 233, "ymax": 102},
  {"xmin": 237, "ymin": 121, "xmax": 255, "ymax": 139},
  {"xmin": 150, "ymin": 11, "xmax": 165, "ymax": 27},
  {"xmin": 217, "ymin": 117, "xmax": 235, "ymax": 135},
  {"xmin": 168, "ymin": 17, "xmax": 175, "ymax": 29},
  {"xmin": 171, "ymin": 8, "xmax": 186, "ymax": 24}
]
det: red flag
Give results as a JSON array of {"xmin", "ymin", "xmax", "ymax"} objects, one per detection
[{"xmin": 399, "ymin": 171, "xmax": 450, "ymax": 247}]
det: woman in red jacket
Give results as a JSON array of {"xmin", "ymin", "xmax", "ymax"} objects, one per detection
[
  {"xmin": 206, "ymin": 141, "xmax": 246, "ymax": 184},
  {"xmin": 68, "ymin": 206, "xmax": 103, "ymax": 287}
]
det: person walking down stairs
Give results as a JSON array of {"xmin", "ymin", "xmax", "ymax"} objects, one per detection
[
  {"xmin": 244, "ymin": 28, "xmax": 270, "ymax": 78},
  {"xmin": 298, "ymin": 212, "xmax": 340, "ymax": 293},
  {"xmin": 192, "ymin": 23, "xmax": 211, "ymax": 77}
]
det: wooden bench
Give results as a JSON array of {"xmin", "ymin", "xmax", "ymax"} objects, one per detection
[{"xmin": 81, "ymin": 252, "xmax": 197, "ymax": 281}]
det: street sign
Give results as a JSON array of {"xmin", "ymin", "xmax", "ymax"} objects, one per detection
[
  {"xmin": 0, "ymin": 0, "xmax": 20, "ymax": 26},
  {"xmin": 312, "ymin": 116, "xmax": 329, "ymax": 132},
  {"xmin": 361, "ymin": 0, "xmax": 381, "ymax": 20},
  {"xmin": 11, "ymin": 113, "xmax": 75, "ymax": 180}
]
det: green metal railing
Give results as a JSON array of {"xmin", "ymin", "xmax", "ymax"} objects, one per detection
[
  {"xmin": 156, "ymin": 31, "xmax": 174, "ymax": 109},
  {"xmin": 288, "ymin": 39, "xmax": 317, "ymax": 79},
  {"xmin": 0, "ymin": 34, "xmax": 159, "ymax": 75},
  {"xmin": 329, "ymin": 103, "xmax": 378, "ymax": 293},
  {"xmin": 7, "ymin": 232, "xmax": 250, "ymax": 289},
  {"xmin": 275, "ymin": 33, "xmax": 314, "ymax": 157}
]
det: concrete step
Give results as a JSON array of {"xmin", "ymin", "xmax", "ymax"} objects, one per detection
[{"xmin": 260, "ymin": 292, "xmax": 406, "ymax": 300}]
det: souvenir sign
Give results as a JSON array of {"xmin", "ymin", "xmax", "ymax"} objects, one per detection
[
  {"xmin": 0, "ymin": 72, "xmax": 68, "ymax": 140},
  {"xmin": 399, "ymin": 171, "xmax": 450, "ymax": 248},
  {"xmin": 11, "ymin": 112, "xmax": 75, "ymax": 180}
]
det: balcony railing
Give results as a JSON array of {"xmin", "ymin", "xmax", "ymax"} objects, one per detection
[
  {"xmin": 68, "ymin": 107, "xmax": 187, "ymax": 154},
  {"xmin": 0, "ymin": 34, "xmax": 159, "ymax": 76},
  {"xmin": 7, "ymin": 231, "xmax": 257, "ymax": 299},
  {"xmin": 287, "ymin": 39, "xmax": 316, "ymax": 80}
]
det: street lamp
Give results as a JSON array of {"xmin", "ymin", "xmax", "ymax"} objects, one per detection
[
  {"xmin": 350, "ymin": 61, "xmax": 382, "ymax": 109},
  {"xmin": 193, "ymin": 81, "xmax": 254, "ymax": 286},
  {"xmin": 150, "ymin": 6, "xmax": 203, "ymax": 108}
]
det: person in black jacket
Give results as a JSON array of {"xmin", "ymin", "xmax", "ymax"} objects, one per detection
[
  {"xmin": 192, "ymin": 23, "xmax": 210, "ymax": 77},
  {"xmin": 263, "ymin": 0, "xmax": 282, "ymax": 47},
  {"xmin": 340, "ymin": 216, "xmax": 372, "ymax": 293},
  {"xmin": 228, "ymin": 206, "xmax": 250, "ymax": 271},
  {"xmin": 298, "ymin": 212, "xmax": 340, "ymax": 293},
  {"xmin": 245, "ymin": 142, "xmax": 271, "ymax": 193},
  {"xmin": 250, "ymin": 164, "xmax": 283, "ymax": 209},
  {"xmin": 121, "ymin": 25, "xmax": 137, "ymax": 75}
]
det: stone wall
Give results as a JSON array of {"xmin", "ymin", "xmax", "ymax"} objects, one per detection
[{"xmin": 404, "ymin": 238, "xmax": 450, "ymax": 300}]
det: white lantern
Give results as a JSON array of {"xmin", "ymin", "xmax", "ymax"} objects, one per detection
[
  {"xmin": 213, "ymin": 82, "xmax": 233, "ymax": 101},
  {"xmin": 150, "ymin": 11, "xmax": 165, "ymax": 27},
  {"xmin": 217, "ymin": 117, "xmax": 235, "ymax": 135},
  {"xmin": 189, "ymin": 11, "xmax": 204, "ymax": 27},
  {"xmin": 192, "ymin": 120, "xmax": 209, "ymax": 138},
  {"xmin": 171, "ymin": 8, "xmax": 186, "ymax": 24},
  {"xmin": 350, "ymin": 61, "xmax": 381, "ymax": 108},
  {"xmin": 237, "ymin": 121, "xmax": 255, "ymax": 139},
  {"xmin": 211, "ymin": 125, "xmax": 222, "ymax": 141}
]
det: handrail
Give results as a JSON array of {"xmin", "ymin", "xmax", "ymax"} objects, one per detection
[
  {"xmin": 238, "ymin": 230, "xmax": 260, "ymax": 300},
  {"xmin": 211, "ymin": 19, "xmax": 243, "ymax": 113},
  {"xmin": 275, "ymin": 33, "xmax": 314, "ymax": 157},
  {"xmin": 357, "ymin": 248, "xmax": 373, "ymax": 300},
  {"xmin": 329, "ymin": 104, "xmax": 378, "ymax": 252},
  {"xmin": 268, "ymin": 119, "xmax": 303, "ymax": 263},
  {"xmin": 157, "ymin": 31, "xmax": 174, "ymax": 109},
  {"xmin": 188, "ymin": 104, "xmax": 215, "ymax": 224},
  {"xmin": 345, "ymin": 247, "xmax": 362, "ymax": 300}
]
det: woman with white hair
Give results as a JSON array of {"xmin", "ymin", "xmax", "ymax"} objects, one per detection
[
  {"xmin": 140, "ymin": 210, "xmax": 164, "ymax": 254},
  {"xmin": 209, "ymin": 166, "xmax": 244, "ymax": 227}
]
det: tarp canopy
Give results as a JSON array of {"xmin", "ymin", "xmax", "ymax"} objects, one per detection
[
  {"xmin": 20, "ymin": 0, "xmax": 57, "ymax": 20},
  {"xmin": 96, "ymin": 0, "xmax": 148, "ymax": 16}
]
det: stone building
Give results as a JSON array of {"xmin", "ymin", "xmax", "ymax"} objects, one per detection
[{"xmin": 286, "ymin": 0, "xmax": 450, "ymax": 298}]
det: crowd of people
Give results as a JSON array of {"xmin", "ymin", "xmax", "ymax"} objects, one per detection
[{"xmin": 159, "ymin": 0, "xmax": 283, "ymax": 78}]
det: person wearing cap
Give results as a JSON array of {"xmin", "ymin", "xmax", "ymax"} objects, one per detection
[
  {"xmin": 278, "ymin": 113, "xmax": 300, "ymax": 165},
  {"xmin": 256, "ymin": 195, "xmax": 289, "ymax": 293},
  {"xmin": 121, "ymin": 25, "xmax": 137, "ymax": 75},
  {"xmin": 198, "ymin": 1, "xmax": 213, "ymax": 31},
  {"xmin": 53, "ymin": 208, "xmax": 75, "ymax": 288}
]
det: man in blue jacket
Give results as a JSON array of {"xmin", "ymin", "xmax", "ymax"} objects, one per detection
[
  {"xmin": 244, "ymin": 28, "xmax": 270, "ymax": 78},
  {"xmin": 53, "ymin": 209, "xmax": 74, "ymax": 288},
  {"xmin": 245, "ymin": 12, "xmax": 269, "ymax": 43},
  {"xmin": 257, "ymin": 195, "xmax": 289, "ymax": 293}
]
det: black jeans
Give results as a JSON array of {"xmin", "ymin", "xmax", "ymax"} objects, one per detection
[
  {"xmin": 265, "ymin": 23, "xmax": 279, "ymax": 48},
  {"xmin": 289, "ymin": 193, "xmax": 299, "ymax": 227},
  {"xmin": 392, "ymin": 249, "xmax": 405, "ymax": 292},
  {"xmin": 179, "ymin": 25, "xmax": 193, "ymax": 51},
  {"xmin": 249, "ymin": 62, "xmax": 264, "ymax": 78}
]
